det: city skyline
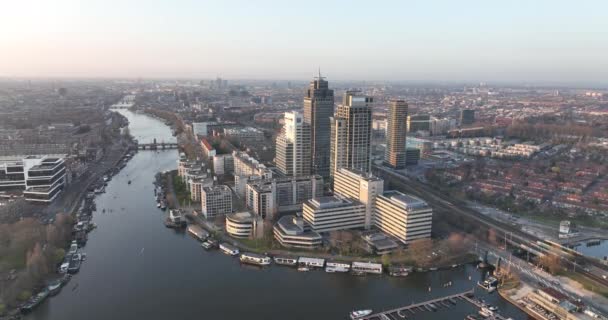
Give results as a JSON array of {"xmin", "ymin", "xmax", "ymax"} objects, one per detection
[{"xmin": 2, "ymin": 0, "xmax": 608, "ymax": 83}]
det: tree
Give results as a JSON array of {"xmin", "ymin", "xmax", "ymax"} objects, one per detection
[{"xmin": 408, "ymin": 238, "xmax": 434, "ymax": 266}]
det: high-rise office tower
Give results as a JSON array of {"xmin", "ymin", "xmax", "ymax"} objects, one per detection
[
  {"xmin": 303, "ymin": 73, "xmax": 334, "ymax": 179},
  {"xmin": 385, "ymin": 100, "xmax": 408, "ymax": 169},
  {"xmin": 275, "ymin": 111, "xmax": 311, "ymax": 177},
  {"xmin": 330, "ymin": 90, "xmax": 373, "ymax": 178}
]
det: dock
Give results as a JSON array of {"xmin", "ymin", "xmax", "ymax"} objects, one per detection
[{"xmin": 358, "ymin": 289, "xmax": 510, "ymax": 320}]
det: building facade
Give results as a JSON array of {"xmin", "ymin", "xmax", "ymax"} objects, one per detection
[
  {"xmin": 385, "ymin": 100, "xmax": 408, "ymax": 169},
  {"xmin": 275, "ymin": 111, "xmax": 311, "ymax": 177},
  {"xmin": 374, "ymin": 190, "xmax": 433, "ymax": 244},
  {"xmin": 303, "ymin": 74, "xmax": 334, "ymax": 179},
  {"xmin": 1, "ymin": 156, "xmax": 67, "ymax": 203},
  {"xmin": 332, "ymin": 168, "xmax": 384, "ymax": 229},
  {"xmin": 201, "ymin": 185, "xmax": 232, "ymax": 218},
  {"xmin": 273, "ymin": 215, "xmax": 322, "ymax": 249},
  {"xmin": 330, "ymin": 91, "xmax": 373, "ymax": 178},
  {"xmin": 303, "ymin": 195, "xmax": 366, "ymax": 233}
]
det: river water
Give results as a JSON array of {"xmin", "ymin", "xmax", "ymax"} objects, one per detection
[{"xmin": 28, "ymin": 111, "xmax": 529, "ymax": 320}]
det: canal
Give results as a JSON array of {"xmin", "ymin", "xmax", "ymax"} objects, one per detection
[{"xmin": 27, "ymin": 110, "xmax": 529, "ymax": 320}]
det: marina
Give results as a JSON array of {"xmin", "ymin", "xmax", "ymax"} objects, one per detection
[{"xmin": 355, "ymin": 289, "xmax": 512, "ymax": 320}]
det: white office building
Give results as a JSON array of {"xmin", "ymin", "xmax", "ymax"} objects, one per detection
[
  {"xmin": 332, "ymin": 168, "xmax": 384, "ymax": 229},
  {"xmin": 275, "ymin": 111, "xmax": 311, "ymax": 177},
  {"xmin": 303, "ymin": 195, "xmax": 366, "ymax": 233},
  {"xmin": 374, "ymin": 190, "xmax": 433, "ymax": 244},
  {"xmin": 201, "ymin": 185, "xmax": 232, "ymax": 218}
]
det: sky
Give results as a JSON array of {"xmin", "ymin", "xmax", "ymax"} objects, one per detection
[{"xmin": 1, "ymin": 0, "xmax": 607, "ymax": 83}]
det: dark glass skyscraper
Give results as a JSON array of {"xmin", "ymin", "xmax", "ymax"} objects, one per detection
[{"xmin": 303, "ymin": 73, "xmax": 334, "ymax": 179}]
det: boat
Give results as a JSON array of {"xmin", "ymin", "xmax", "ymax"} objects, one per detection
[
  {"xmin": 67, "ymin": 255, "xmax": 82, "ymax": 274},
  {"xmin": 429, "ymin": 267, "xmax": 438, "ymax": 271},
  {"xmin": 428, "ymin": 303, "xmax": 438, "ymax": 311},
  {"xmin": 219, "ymin": 243, "xmax": 239, "ymax": 256},
  {"xmin": 20, "ymin": 289, "xmax": 50, "ymax": 313},
  {"xmin": 240, "ymin": 252, "xmax": 271, "ymax": 266},
  {"xmin": 160, "ymin": 201, "xmax": 167, "ymax": 210},
  {"xmin": 156, "ymin": 202, "xmax": 161, "ymax": 208},
  {"xmin": 479, "ymin": 307, "xmax": 493, "ymax": 317},
  {"xmin": 187, "ymin": 225, "xmax": 209, "ymax": 241},
  {"xmin": 128, "ymin": 180, "xmax": 132, "ymax": 184},
  {"xmin": 273, "ymin": 256, "xmax": 298, "ymax": 266},
  {"xmin": 58, "ymin": 262, "xmax": 69, "ymax": 274},
  {"xmin": 466, "ymin": 315, "xmax": 480, "ymax": 320},
  {"xmin": 349, "ymin": 309, "xmax": 373, "ymax": 320},
  {"xmin": 297, "ymin": 265, "xmax": 310, "ymax": 272},
  {"xmin": 449, "ymin": 298, "xmax": 457, "ymax": 305},
  {"xmin": 488, "ymin": 305, "xmax": 498, "ymax": 311},
  {"xmin": 325, "ymin": 266, "xmax": 350, "ymax": 273},
  {"xmin": 47, "ymin": 280, "xmax": 62, "ymax": 296},
  {"xmin": 389, "ymin": 265, "xmax": 411, "ymax": 277},
  {"xmin": 201, "ymin": 241, "xmax": 214, "ymax": 250}
]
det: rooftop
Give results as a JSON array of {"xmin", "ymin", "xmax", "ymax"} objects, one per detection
[
  {"xmin": 226, "ymin": 211, "xmax": 254, "ymax": 223},
  {"xmin": 337, "ymin": 168, "xmax": 382, "ymax": 182},
  {"xmin": 307, "ymin": 195, "xmax": 357, "ymax": 210},
  {"xmin": 382, "ymin": 190, "xmax": 429, "ymax": 210}
]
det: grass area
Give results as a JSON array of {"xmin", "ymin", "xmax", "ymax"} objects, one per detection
[
  {"xmin": 0, "ymin": 253, "xmax": 26, "ymax": 272},
  {"xmin": 238, "ymin": 237, "xmax": 274, "ymax": 253},
  {"xmin": 561, "ymin": 271, "xmax": 608, "ymax": 299},
  {"xmin": 520, "ymin": 212, "xmax": 608, "ymax": 230}
]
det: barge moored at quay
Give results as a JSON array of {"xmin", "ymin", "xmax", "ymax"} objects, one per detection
[{"xmin": 239, "ymin": 252, "xmax": 271, "ymax": 266}]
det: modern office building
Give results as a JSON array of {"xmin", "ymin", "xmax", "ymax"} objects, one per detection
[
  {"xmin": 385, "ymin": 100, "xmax": 408, "ymax": 169},
  {"xmin": 246, "ymin": 175, "xmax": 323, "ymax": 219},
  {"xmin": 275, "ymin": 111, "xmax": 311, "ymax": 177},
  {"xmin": 303, "ymin": 73, "xmax": 334, "ymax": 179},
  {"xmin": 330, "ymin": 90, "xmax": 373, "ymax": 178},
  {"xmin": 407, "ymin": 114, "xmax": 430, "ymax": 133},
  {"xmin": 460, "ymin": 109, "xmax": 475, "ymax": 126},
  {"xmin": 303, "ymin": 195, "xmax": 366, "ymax": 233},
  {"xmin": 374, "ymin": 190, "xmax": 433, "ymax": 244},
  {"xmin": 1, "ymin": 156, "xmax": 67, "ymax": 203},
  {"xmin": 201, "ymin": 185, "xmax": 232, "ymax": 218},
  {"xmin": 273, "ymin": 215, "xmax": 322, "ymax": 249},
  {"xmin": 332, "ymin": 168, "xmax": 384, "ymax": 229},
  {"xmin": 225, "ymin": 211, "xmax": 264, "ymax": 239}
]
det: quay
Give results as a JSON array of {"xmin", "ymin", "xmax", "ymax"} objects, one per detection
[{"xmin": 358, "ymin": 289, "xmax": 511, "ymax": 320}]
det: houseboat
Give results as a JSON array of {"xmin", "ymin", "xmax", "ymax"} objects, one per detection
[
  {"xmin": 273, "ymin": 256, "xmax": 298, "ymax": 266},
  {"xmin": 239, "ymin": 252, "xmax": 271, "ymax": 266},
  {"xmin": 351, "ymin": 262, "xmax": 383, "ymax": 275},
  {"xmin": 219, "ymin": 243, "xmax": 240, "ymax": 256},
  {"xmin": 187, "ymin": 225, "xmax": 209, "ymax": 241},
  {"xmin": 389, "ymin": 265, "xmax": 412, "ymax": 277},
  {"xmin": 201, "ymin": 241, "xmax": 214, "ymax": 250},
  {"xmin": 20, "ymin": 289, "xmax": 50, "ymax": 313},
  {"xmin": 298, "ymin": 257, "xmax": 325, "ymax": 268},
  {"xmin": 325, "ymin": 261, "xmax": 350, "ymax": 273}
]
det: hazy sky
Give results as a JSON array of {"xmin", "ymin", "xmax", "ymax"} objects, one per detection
[{"xmin": 2, "ymin": 0, "xmax": 607, "ymax": 82}]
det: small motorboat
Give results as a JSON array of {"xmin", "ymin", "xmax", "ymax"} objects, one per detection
[
  {"xmin": 128, "ymin": 180, "xmax": 132, "ymax": 185},
  {"xmin": 350, "ymin": 309, "xmax": 373, "ymax": 319}
]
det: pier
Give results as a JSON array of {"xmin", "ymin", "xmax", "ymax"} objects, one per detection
[{"xmin": 359, "ymin": 289, "xmax": 510, "ymax": 320}]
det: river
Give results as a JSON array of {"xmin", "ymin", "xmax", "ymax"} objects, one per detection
[{"xmin": 27, "ymin": 110, "xmax": 529, "ymax": 320}]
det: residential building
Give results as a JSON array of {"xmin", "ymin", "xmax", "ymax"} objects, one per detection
[
  {"xmin": 374, "ymin": 191, "xmax": 433, "ymax": 244},
  {"xmin": 201, "ymin": 185, "xmax": 232, "ymax": 218},
  {"xmin": 273, "ymin": 215, "xmax": 322, "ymax": 249},
  {"xmin": 232, "ymin": 151, "xmax": 272, "ymax": 179},
  {"xmin": 303, "ymin": 73, "xmax": 334, "ymax": 179},
  {"xmin": 303, "ymin": 195, "xmax": 366, "ymax": 233},
  {"xmin": 332, "ymin": 168, "xmax": 384, "ymax": 229},
  {"xmin": 275, "ymin": 111, "xmax": 311, "ymax": 177},
  {"xmin": 385, "ymin": 100, "xmax": 408, "ymax": 169},
  {"xmin": 201, "ymin": 138, "xmax": 216, "ymax": 158},
  {"xmin": 213, "ymin": 154, "xmax": 234, "ymax": 175},
  {"xmin": 330, "ymin": 90, "xmax": 373, "ymax": 178},
  {"xmin": 0, "ymin": 156, "xmax": 67, "ymax": 202}
]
